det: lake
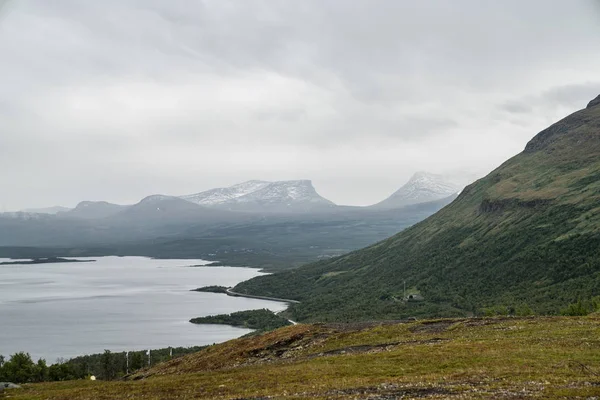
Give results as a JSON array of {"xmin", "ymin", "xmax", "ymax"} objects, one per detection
[{"xmin": 0, "ymin": 256, "xmax": 287, "ymax": 362}]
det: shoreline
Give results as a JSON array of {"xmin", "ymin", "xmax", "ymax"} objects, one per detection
[
  {"xmin": 225, "ymin": 288, "xmax": 300, "ymax": 325},
  {"xmin": 0, "ymin": 257, "xmax": 267, "ymax": 362},
  {"xmin": 191, "ymin": 285, "xmax": 300, "ymax": 326},
  {"xmin": 0, "ymin": 257, "xmax": 96, "ymax": 266},
  {"xmin": 224, "ymin": 287, "xmax": 300, "ymax": 304}
]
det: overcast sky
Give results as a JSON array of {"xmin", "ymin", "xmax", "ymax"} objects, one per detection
[{"xmin": 1, "ymin": 0, "xmax": 600, "ymax": 210}]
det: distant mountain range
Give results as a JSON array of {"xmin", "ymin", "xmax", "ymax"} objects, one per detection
[
  {"xmin": 0, "ymin": 174, "xmax": 461, "ymax": 269},
  {"xmin": 22, "ymin": 206, "xmax": 71, "ymax": 215},
  {"xmin": 16, "ymin": 173, "xmax": 461, "ymax": 217}
]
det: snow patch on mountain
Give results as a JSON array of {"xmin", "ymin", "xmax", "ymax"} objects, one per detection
[
  {"xmin": 181, "ymin": 181, "xmax": 270, "ymax": 206},
  {"xmin": 371, "ymin": 172, "xmax": 460, "ymax": 209},
  {"xmin": 181, "ymin": 180, "xmax": 335, "ymax": 212}
]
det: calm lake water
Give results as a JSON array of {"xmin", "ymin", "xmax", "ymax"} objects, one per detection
[{"xmin": 0, "ymin": 256, "xmax": 286, "ymax": 362}]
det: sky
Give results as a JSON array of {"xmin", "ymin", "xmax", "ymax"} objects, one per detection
[{"xmin": 1, "ymin": 0, "xmax": 600, "ymax": 210}]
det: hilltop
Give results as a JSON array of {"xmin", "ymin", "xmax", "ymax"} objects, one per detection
[
  {"xmin": 234, "ymin": 95, "xmax": 600, "ymax": 321},
  {"xmin": 9, "ymin": 316, "xmax": 600, "ymax": 399}
]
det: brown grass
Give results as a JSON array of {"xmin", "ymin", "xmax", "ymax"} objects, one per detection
[{"xmin": 7, "ymin": 316, "xmax": 600, "ymax": 399}]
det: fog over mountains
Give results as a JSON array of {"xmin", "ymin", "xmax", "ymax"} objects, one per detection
[
  {"xmin": 21, "ymin": 206, "xmax": 71, "ymax": 215},
  {"xmin": 67, "ymin": 201, "xmax": 128, "ymax": 220},
  {"xmin": 0, "ymin": 172, "xmax": 461, "ymax": 268},
  {"xmin": 16, "ymin": 172, "xmax": 461, "ymax": 216}
]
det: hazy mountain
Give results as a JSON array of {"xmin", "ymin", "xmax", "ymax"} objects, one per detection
[
  {"xmin": 0, "ymin": 212, "xmax": 95, "ymax": 247},
  {"xmin": 112, "ymin": 195, "xmax": 224, "ymax": 224},
  {"xmin": 65, "ymin": 201, "xmax": 128, "ymax": 219},
  {"xmin": 0, "ymin": 212, "xmax": 47, "ymax": 220},
  {"xmin": 235, "ymin": 94, "xmax": 600, "ymax": 321},
  {"xmin": 0, "ymin": 196, "xmax": 454, "ymax": 269},
  {"xmin": 0, "ymin": 179, "xmax": 455, "ymax": 265},
  {"xmin": 21, "ymin": 206, "xmax": 72, "ymax": 215},
  {"xmin": 370, "ymin": 172, "xmax": 459, "ymax": 209},
  {"xmin": 182, "ymin": 180, "xmax": 335, "ymax": 213}
]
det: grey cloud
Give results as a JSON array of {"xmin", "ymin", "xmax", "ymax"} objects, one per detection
[
  {"xmin": 500, "ymin": 102, "xmax": 533, "ymax": 115},
  {"xmin": 499, "ymin": 83, "xmax": 600, "ymax": 119},
  {"xmin": 1, "ymin": 0, "xmax": 600, "ymax": 209},
  {"xmin": 537, "ymin": 83, "xmax": 600, "ymax": 110}
]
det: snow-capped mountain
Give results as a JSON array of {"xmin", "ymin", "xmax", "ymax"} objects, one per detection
[
  {"xmin": 182, "ymin": 180, "xmax": 336, "ymax": 213},
  {"xmin": 370, "ymin": 172, "xmax": 460, "ymax": 209},
  {"xmin": 181, "ymin": 180, "xmax": 271, "ymax": 207}
]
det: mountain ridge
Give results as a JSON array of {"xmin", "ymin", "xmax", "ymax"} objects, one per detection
[
  {"xmin": 21, "ymin": 206, "xmax": 71, "ymax": 215},
  {"xmin": 17, "ymin": 173, "xmax": 464, "ymax": 217},
  {"xmin": 588, "ymin": 94, "xmax": 600, "ymax": 109},
  {"xmin": 65, "ymin": 201, "xmax": 127, "ymax": 220},
  {"xmin": 181, "ymin": 179, "xmax": 335, "ymax": 213},
  {"xmin": 234, "ymin": 94, "xmax": 600, "ymax": 321}
]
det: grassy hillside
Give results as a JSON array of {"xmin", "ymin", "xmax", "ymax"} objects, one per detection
[
  {"xmin": 234, "ymin": 97, "xmax": 600, "ymax": 321},
  {"xmin": 9, "ymin": 316, "xmax": 600, "ymax": 399}
]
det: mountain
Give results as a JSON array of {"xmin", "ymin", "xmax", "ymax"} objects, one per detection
[
  {"xmin": 370, "ymin": 172, "xmax": 459, "ymax": 209},
  {"xmin": 21, "ymin": 206, "xmax": 71, "ymax": 215},
  {"xmin": 234, "ymin": 94, "xmax": 600, "ymax": 321},
  {"xmin": 110, "ymin": 195, "xmax": 233, "ymax": 225},
  {"xmin": 182, "ymin": 180, "xmax": 336, "ymax": 213},
  {"xmin": 181, "ymin": 180, "xmax": 271, "ymax": 206},
  {"xmin": 0, "ymin": 212, "xmax": 96, "ymax": 247},
  {"xmin": 0, "ymin": 196, "xmax": 453, "ymax": 270},
  {"xmin": 65, "ymin": 201, "xmax": 127, "ymax": 219},
  {"xmin": 0, "ymin": 196, "xmax": 241, "ymax": 248}
]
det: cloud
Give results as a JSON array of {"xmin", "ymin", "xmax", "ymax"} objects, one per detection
[
  {"xmin": 496, "ymin": 82, "xmax": 600, "ymax": 130},
  {"xmin": 1, "ymin": 0, "xmax": 600, "ymax": 209}
]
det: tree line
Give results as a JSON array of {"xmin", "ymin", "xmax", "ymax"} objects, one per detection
[{"xmin": 0, "ymin": 346, "xmax": 205, "ymax": 384}]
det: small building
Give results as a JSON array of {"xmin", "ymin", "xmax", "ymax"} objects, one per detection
[{"xmin": 405, "ymin": 293, "xmax": 424, "ymax": 302}]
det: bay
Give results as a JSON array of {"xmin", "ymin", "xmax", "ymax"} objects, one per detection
[{"xmin": 0, "ymin": 256, "xmax": 286, "ymax": 362}]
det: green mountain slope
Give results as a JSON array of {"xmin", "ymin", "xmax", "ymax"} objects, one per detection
[{"xmin": 235, "ymin": 95, "xmax": 600, "ymax": 321}]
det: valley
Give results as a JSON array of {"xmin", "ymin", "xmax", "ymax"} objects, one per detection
[
  {"xmin": 3, "ymin": 98, "xmax": 599, "ymax": 400},
  {"xmin": 2, "ymin": 2, "xmax": 600, "ymax": 398}
]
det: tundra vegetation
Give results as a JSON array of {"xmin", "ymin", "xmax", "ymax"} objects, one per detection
[{"xmin": 6, "ymin": 316, "xmax": 600, "ymax": 399}]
